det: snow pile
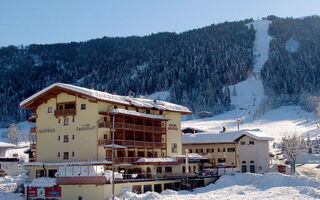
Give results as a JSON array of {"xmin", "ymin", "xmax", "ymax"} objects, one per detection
[
  {"xmin": 104, "ymin": 170, "xmax": 123, "ymax": 183},
  {"xmin": 117, "ymin": 172, "xmax": 320, "ymax": 200},
  {"xmin": 0, "ymin": 193, "xmax": 24, "ymax": 200},
  {"xmin": 26, "ymin": 177, "xmax": 56, "ymax": 187}
]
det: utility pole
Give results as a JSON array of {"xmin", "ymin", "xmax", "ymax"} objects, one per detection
[
  {"xmin": 111, "ymin": 115, "xmax": 115, "ymax": 200},
  {"xmin": 185, "ymin": 149, "xmax": 189, "ymax": 190}
]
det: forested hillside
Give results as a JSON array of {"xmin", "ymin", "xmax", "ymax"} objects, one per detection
[
  {"xmin": 261, "ymin": 16, "xmax": 320, "ymax": 109},
  {"xmin": 0, "ymin": 19, "xmax": 255, "ymax": 125}
]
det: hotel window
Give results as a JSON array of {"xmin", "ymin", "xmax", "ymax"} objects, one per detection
[
  {"xmin": 249, "ymin": 141, "xmax": 255, "ymax": 145},
  {"xmin": 242, "ymin": 161, "xmax": 246, "ymax": 164},
  {"xmin": 156, "ymin": 167, "xmax": 162, "ymax": 173},
  {"xmin": 136, "ymin": 108, "xmax": 139, "ymax": 112},
  {"xmin": 218, "ymin": 148, "xmax": 220, "ymax": 152},
  {"xmin": 63, "ymin": 152, "xmax": 69, "ymax": 160},
  {"xmin": 48, "ymin": 107, "xmax": 52, "ymax": 113},
  {"xmin": 200, "ymin": 149, "xmax": 204, "ymax": 153},
  {"xmin": 57, "ymin": 136, "xmax": 60, "ymax": 141},
  {"xmin": 228, "ymin": 148, "xmax": 235, "ymax": 152},
  {"xmin": 146, "ymin": 109, "xmax": 150, "ymax": 114},
  {"xmin": 218, "ymin": 158, "xmax": 226, "ymax": 163},
  {"xmin": 223, "ymin": 148, "xmax": 226, "ymax": 152},
  {"xmin": 189, "ymin": 149, "xmax": 192, "ymax": 153},
  {"xmin": 57, "ymin": 152, "xmax": 60, "ymax": 157},
  {"xmin": 195, "ymin": 149, "xmax": 198, "ymax": 153},
  {"xmin": 72, "ymin": 117, "xmax": 75, "ymax": 122},
  {"xmin": 159, "ymin": 110, "xmax": 163, "ymax": 115},
  {"xmin": 114, "ymin": 105, "xmax": 117, "ymax": 109},
  {"xmin": 72, "ymin": 134, "xmax": 75, "ymax": 140},
  {"xmin": 36, "ymin": 170, "xmax": 45, "ymax": 178},
  {"xmin": 241, "ymin": 141, "xmax": 246, "ymax": 145},
  {"xmin": 171, "ymin": 143, "xmax": 177, "ymax": 153},
  {"xmin": 81, "ymin": 104, "xmax": 86, "ymax": 110},
  {"xmin": 64, "ymin": 118, "xmax": 69, "ymax": 125},
  {"xmin": 165, "ymin": 167, "xmax": 172, "ymax": 173},
  {"xmin": 207, "ymin": 149, "xmax": 210, "ymax": 153},
  {"xmin": 250, "ymin": 161, "xmax": 254, "ymax": 163},
  {"xmin": 72, "ymin": 152, "xmax": 75, "ymax": 157},
  {"xmin": 64, "ymin": 135, "xmax": 69, "ymax": 143},
  {"xmin": 58, "ymin": 118, "xmax": 61, "ymax": 124},
  {"xmin": 182, "ymin": 166, "xmax": 185, "ymax": 173},
  {"xmin": 212, "ymin": 148, "xmax": 214, "ymax": 152}
]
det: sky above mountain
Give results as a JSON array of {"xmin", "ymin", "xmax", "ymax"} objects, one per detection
[{"xmin": 1, "ymin": 0, "xmax": 320, "ymax": 47}]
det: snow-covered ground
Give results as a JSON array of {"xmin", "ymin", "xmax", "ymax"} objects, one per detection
[{"xmin": 118, "ymin": 172, "xmax": 320, "ymax": 200}]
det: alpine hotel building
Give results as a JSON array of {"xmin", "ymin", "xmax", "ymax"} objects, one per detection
[{"xmin": 21, "ymin": 83, "xmax": 213, "ymax": 199}]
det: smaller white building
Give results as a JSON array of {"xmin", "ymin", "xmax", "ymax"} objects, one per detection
[
  {"xmin": 0, "ymin": 142, "xmax": 16, "ymax": 157},
  {"xmin": 182, "ymin": 129, "xmax": 274, "ymax": 173},
  {"xmin": 0, "ymin": 157, "xmax": 20, "ymax": 176}
]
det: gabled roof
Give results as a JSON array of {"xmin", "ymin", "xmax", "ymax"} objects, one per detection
[
  {"xmin": 182, "ymin": 128, "xmax": 274, "ymax": 144},
  {"xmin": 20, "ymin": 83, "xmax": 192, "ymax": 114},
  {"xmin": 0, "ymin": 142, "xmax": 16, "ymax": 148}
]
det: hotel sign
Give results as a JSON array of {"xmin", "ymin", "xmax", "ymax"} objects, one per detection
[
  {"xmin": 168, "ymin": 124, "xmax": 178, "ymax": 131},
  {"xmin": 38, "ymin": 128, "xmax": 55, "ymax": 133},
  {"xmin": 76, "ymin": 123, "xmax": 95, "ymax": 132}
]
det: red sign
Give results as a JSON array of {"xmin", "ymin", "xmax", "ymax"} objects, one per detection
[
  {"xmin": 27, "ymin": 187, "xmax": 37, "ymax": 197},
  {"xmin": 45, "ymin": 186, "xmax": 62, "ymax": 197}
]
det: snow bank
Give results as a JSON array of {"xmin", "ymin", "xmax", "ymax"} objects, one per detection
[
  {"xmin": 135, "ymin": 157, "xmax": 177, "ymax": 163},
  {"xmin": 117, "ymin": 172, "xmax": 320, "ymax": 200},
  {"xmin": 26, "ymin": 177, "xmax": 56, "ymax": 187},
  {"xmin": 0, "ymin": 193, "xmax": 24, "ymax": 200}
]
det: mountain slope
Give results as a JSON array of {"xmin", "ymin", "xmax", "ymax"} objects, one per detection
[
  {"xmin": 0, "ymin": 19, "xmax": 255, "ymax": 126},
  {"xmin": 182, "ymin": 19, "xmax": 319, "ymax": 141}
]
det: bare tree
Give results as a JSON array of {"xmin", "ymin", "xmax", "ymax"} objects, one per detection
[
  {"xmin": 7, "ymin": 123, "xmax": 20, "ymax": 145},
  {"xmin": 282, "ymin": 133, "xmax": 304, "ymax": 174}
]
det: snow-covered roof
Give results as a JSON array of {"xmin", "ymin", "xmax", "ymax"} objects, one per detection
[
  {"xmin": 104, "ymin": 144, "xmax": 127, "ymax": 149},
  {"xmin": 182, "ymin": 129, "xmax": 274, "ymax": 144},
  {"xmin": 135, "ymin": 157, "xmax": 178, "ymax": 163},
  {"xmin": 110, "ymin": 108, "xmax": 168, "ymax": 120},
  {"xmin": 25, "ymin": 177, "xmax": 56, "ymax": 187},
  {"xmin": 23, "ymin": 160, "xmax": 112, "ymax": 166},
  {"xmin": 0, "ymin": 142, "xmax": 16, "ymax": 148},
  {"xmin": 20, "ymin": 83, "xmax": 192, "ymax": 114}
]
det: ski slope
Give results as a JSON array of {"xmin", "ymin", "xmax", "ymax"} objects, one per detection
[{"xmin": 183, "ymin": 20, "xmax": 319, "ymax": 141}]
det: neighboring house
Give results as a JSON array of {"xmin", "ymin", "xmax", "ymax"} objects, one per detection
[
  {"xmin": 182, "ymin": 129, "xmax": 274, "ymax": 173},
  {"xmin": 0, "ymin": 142, "xmax": 16, "ymax": 157},
  {"xmin": 197, "ymin": 111, "xmax": 214, "ymax": 119},
  {"xmin": 0, "ymin": 157, "xmax": 20, "ymax": 176}
]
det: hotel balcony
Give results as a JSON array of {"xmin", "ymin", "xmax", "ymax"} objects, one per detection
[
  {"xmin": 57, "ymin": 176, "xmax": 105, "ymax": 185},
  {"xmin": 27, "ymin": 115, "xmax": 36, "ymax": 123},
  {"xmin": 98, "ymin": 121, "xmax": 165, "ymax": 134},
  {"xmin": 98, "ymin": 139, "xmax": 166, "ymax": 149},
  {"xmin": 30, "ymin": 126, "xmax": 37, "ymax": 134},
  {"xmin": 54, "ymin": 108, "xmax": 76, "ymax": 117}
]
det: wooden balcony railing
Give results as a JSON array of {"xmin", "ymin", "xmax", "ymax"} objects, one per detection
[
  {"xmin": 54, "ymin": 108, "xmax": 76, "ymax": 117},
  {"xmin": 105, "ymin": 157, "xmax": 140, "ymax": 163},
  {"xmin": 29, "ymin": 157, "xmax": 36, "ymax": 162},
  {"xmin": 98, "ymin": 122, "xmax": 166, "ymax": 133},
  {"xmin": 99, "ymin": 139, "xmax": 166, "ymax": 149},
  {"xmin": 30, "ymin": 126, "xmax": 37, "ymax": 134},
  {"xmin": 57, "ymin": 176, "xmax": 105, "ymax": 185}
]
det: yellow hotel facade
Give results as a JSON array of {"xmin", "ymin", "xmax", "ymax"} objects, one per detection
[{"xmin": 21, "ymin": 83, "xmax": 214, "ymax": 199}]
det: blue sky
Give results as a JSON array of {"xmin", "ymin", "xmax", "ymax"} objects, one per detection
[{"xmin": 0, "ymin": 0, "xmax": 320, "ymax": 47}]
